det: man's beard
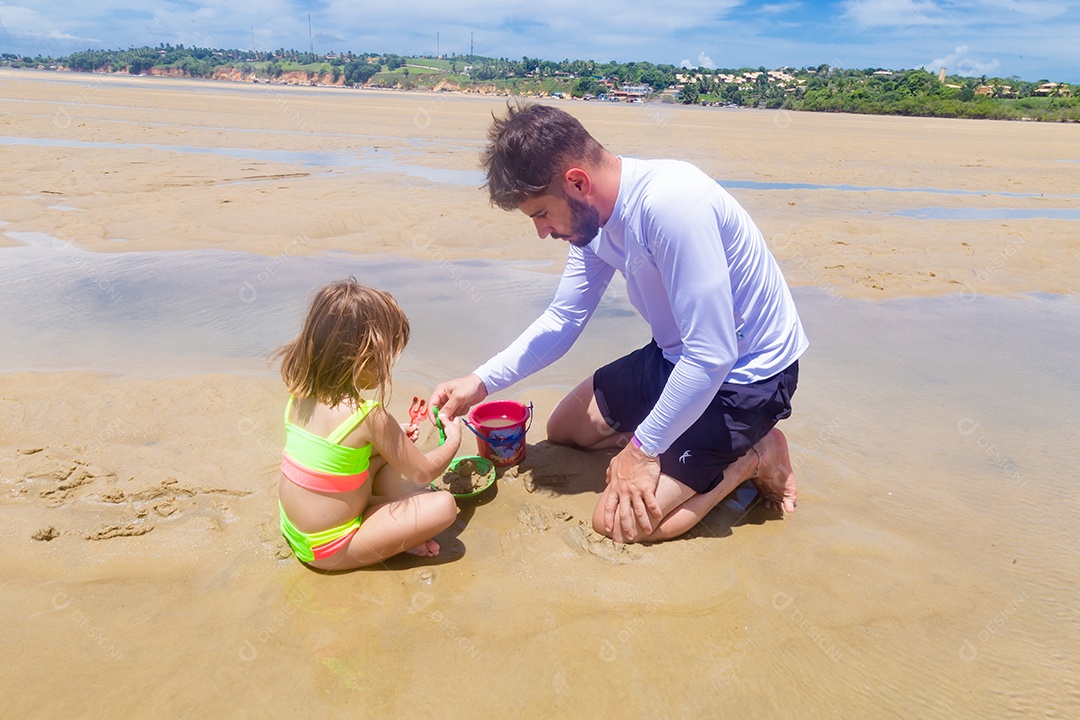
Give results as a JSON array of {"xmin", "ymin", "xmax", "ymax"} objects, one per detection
[{"xmin": 556, "ymin": 194, "xmax": 601, "ymax": 247}]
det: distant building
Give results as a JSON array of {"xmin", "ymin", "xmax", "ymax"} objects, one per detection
[
  {"xmin": 1034, "ymin": 82, "xmax": 1071, "ymax": 97},
  {"xmin": 938, "ymin": 67, "xmax": 946, "ymax": 83},
  {"xmin": 610, "ymin": 84, "xmax": 650, "ymax": 99},
  {"xmin": 975, "ymin": 84, "xmax": 1017, "ymax": 98}
]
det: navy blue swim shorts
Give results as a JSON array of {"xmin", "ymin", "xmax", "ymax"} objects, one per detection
[{"xmin": 592, "ymin": 340, "xmax": 799, "ymax": 495}]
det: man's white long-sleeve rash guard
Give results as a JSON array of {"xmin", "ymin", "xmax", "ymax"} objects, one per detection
[{"xmin": 473, "ymin": 157, "xmax": 809, "ymax": 456}]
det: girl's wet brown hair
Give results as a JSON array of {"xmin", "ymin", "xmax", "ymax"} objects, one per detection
[{"xmin": 275, "ymin": 279, "xmax": 410, "ymax": 407}]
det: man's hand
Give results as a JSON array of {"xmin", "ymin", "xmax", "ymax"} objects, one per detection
[
  {"xmin": 428, "ymin": 374, "xmax": 488, "ymax": 421},
  {"xmin": 603, "ymin": 442, "xmax": 663, "ymax": 541}
]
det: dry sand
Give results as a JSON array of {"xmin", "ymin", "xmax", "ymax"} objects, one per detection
[{"xmin": 1, "ymin": 70, "xmax": 1078, "ymax": 718}]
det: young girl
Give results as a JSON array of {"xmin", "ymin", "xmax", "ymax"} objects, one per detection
[{"xmin": 275, "ymin": 279, "xmax": 461, "ymax": 570}]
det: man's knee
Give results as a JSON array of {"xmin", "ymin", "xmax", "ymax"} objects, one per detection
[
  {"xmin": 546, "ymin": 413, "xmax": 575, "ymax": 446},
  {"xmin": 548, "ymin": 411, "xmax": 618, "ymax": 448},
  {"xmin": 592, "ymin": 512, "xmax": 655, "ymax": 544},
  {"xmin": 547, "ymin": 380, "xmax": 595, "ymax": 446},
  {"xmin": 591, "ymin": 500, "xmax": 643, "ymax": 544}
]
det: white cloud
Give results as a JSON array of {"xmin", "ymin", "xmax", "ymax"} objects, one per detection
[
  {"xmin": 923, "ymin": 44, "xmax": 1000, "ymax": 77},
  {"xmin": 0, "ymin": 4, "xmax": 46, "ymax": 33},
  {"xmin": 319, "ymin": 0, "xmax": 744, "ymax": 50},
  {"xmin": 0, "ymin": 5, "xmax": 98, "ymax": 42},
  {"xmin": 760, "ymin": 2, "xmax": 801, "ymax": 13},
  {"xmin": 680, "ymin": 52, "xmax": 716, "ymax": 69},
  {"xmin": 956, "ymin": 0, "xmax": 1069, "ymax": 21},
  {"xmin": 842, "ymin": 0, "xmax": 1072, "ymax": 31},
  {"xmin": 840, "ymin": 0, "xmax": 943, "ymax": 28},
  {"xmin": 44, "ymin": 29, "xmax": 86, "ymax": 40}
]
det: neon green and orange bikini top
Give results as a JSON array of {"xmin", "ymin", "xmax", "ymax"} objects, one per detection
[{"xmin": 280, "ymin": 396, "xmax": 378, "ymax": 493}]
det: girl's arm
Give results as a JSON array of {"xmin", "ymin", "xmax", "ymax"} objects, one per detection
[{"xmin": 368, "ymin": 406, "xmax": 462, "ymax": 486}]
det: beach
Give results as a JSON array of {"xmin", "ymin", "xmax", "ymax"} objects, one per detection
[{"xmin": 1, "ymin": 69, "xmax": 1078, "ymax": 718}]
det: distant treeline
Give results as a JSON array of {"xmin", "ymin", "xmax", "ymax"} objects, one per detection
[
  {"xmin": 3, "ymin": 46, "xmax": 387, "ymax": 86},
  {"xmin": 3, "ymin": 45, "xmax": 1077, "ymax": 122},
  {"xmin": 762, "ymin": 66, "xmax": 1077, "ymax": 122}
]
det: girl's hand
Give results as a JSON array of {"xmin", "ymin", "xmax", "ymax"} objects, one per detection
[
  {"xmin": 400, "ymin": 422, "xmax": 420, "ymax": 443},
  {"xmin": 438, "ymin": 409, "xmax": 462, "ymax": 451}
]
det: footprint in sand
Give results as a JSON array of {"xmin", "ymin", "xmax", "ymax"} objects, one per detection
[
  {"xmin": 499, "ymin": 526, "xmax": 525, "ymax": 556},
  {"xmin": 517, "ymin": 503, "xmax": 574, "ymax": 534},
  {"xmin": 563, "ymin": 521, "xmax": 642, "ymax": 565},
  {"xmin": 517, "ymin": 503, "xmax": 556, "ymax": 533},
  {"xmin": 501, "ymin": 504, "xmax": 574, "ymax": 558},
  {"xmin": 504, "ymin": 463, "xmax": 570, "ymax": 497}
]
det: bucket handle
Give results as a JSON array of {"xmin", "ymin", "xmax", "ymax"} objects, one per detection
[{"xmin": 463, "ymin": 402, "xmax": 533, "ymax": 447}]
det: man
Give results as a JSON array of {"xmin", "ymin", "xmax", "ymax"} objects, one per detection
[{"xmin": 431, "ymin": 103, "xmax": 807, "ymax": 543}]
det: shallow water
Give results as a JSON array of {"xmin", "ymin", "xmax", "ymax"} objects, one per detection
[
  {"xmin": 0, "ymin": 231, "xmax": 640, "ymax": 379},
  {"xmin": 0, "ymin": 134, "xmax": 486, "ymax": 186},
  {"xmin": 9, "ymin": 130, "xmax": 1074, "ymax": 200},
  {"xmin": 723, "ymin": 178, "xmax": 1076, "ymax": 198},
  {"xmin": 893, "ymin": 206, "xmax": 1080, "ymax": 220},
  {"xmin": 0, "ymin": 134, "xmax": 361, "ymax": 167}
]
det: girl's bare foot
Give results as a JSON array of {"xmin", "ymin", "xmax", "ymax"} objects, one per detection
[
  {"xmin": 751, "ymin": 428, "xmax": 797, "ymax": 513},
  {"xmin": 406, "ymin": 539, "xmax": 440, "ymax": 557}
]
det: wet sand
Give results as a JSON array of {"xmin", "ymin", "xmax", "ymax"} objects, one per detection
[{"xmin": 1, "ymin": 70, "xmax": 1079, "ymax": 718}]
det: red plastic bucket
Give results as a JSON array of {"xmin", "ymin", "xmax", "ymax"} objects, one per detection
[{"xmin": 464, "ymin": 401, "xmax": 533, "ymax": 467}]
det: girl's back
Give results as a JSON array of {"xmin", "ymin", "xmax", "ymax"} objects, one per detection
[{"xmin": 278, "ymin": 396, "xmax": 376, "ymax": 534}]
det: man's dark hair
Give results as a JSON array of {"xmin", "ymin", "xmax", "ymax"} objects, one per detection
[{"xmin": 481, "ymin": 103, "xmax": 608, "ymax": 210}]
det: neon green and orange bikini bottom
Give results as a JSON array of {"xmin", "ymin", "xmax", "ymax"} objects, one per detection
[{"xmin": 278, "ymin": 502, "xmax": 360, "ymax": 563}]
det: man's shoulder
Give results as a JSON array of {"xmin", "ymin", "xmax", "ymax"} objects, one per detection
[
  {"xmin": 633, "ymin": 157, "xmax": 710, "ymax": 183},
  {"xmin": 632, "ymin": 159, "xmax": 724, "ymax": 220}
]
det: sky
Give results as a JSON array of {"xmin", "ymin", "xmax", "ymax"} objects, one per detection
[{"xmin": 1, "ymin": 0, "xmax": 1077, "ymax": 82}]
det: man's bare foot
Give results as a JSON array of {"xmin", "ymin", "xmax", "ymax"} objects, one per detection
[
  {"xmin": 406, "ymin": 539, "xmax": 440, "ymax": 557},
  {"xmin": 752, "ymin": 428, "xmax": 797, "ymax": 513}
]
